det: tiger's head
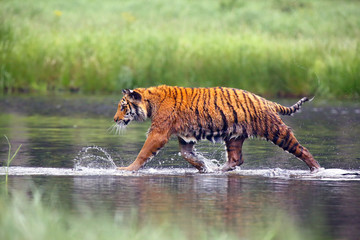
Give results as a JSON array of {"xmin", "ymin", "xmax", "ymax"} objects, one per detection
[{"xmin": 113, "ymin": 89, "xmax": 147, "ymax": 130}]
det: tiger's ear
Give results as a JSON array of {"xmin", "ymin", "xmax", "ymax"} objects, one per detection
[
  {"xmin": 122, "ymin": 89, "xmax": 142, "ymax": 101},
  {"xmin": 122, "ymin": 89, "xmax": 129, "ymax": 95}
]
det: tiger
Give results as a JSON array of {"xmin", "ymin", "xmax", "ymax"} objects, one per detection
[{"xmin": 113, "ymin": 85, "xmax": 321, "ymax": 173}]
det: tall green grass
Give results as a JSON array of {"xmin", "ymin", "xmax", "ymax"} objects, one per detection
[
  {"xmin": 0, "ymin": 188, "xmax": 327, "ymax": 240},
  {"xmin": 0, "ymin": 0, "xmax": 359, "ymax": 98}
]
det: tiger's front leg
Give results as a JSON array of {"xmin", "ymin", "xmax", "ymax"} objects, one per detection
[{"xmin": 118, "ymin": 130, "xmax": 170, "ymax": 171}]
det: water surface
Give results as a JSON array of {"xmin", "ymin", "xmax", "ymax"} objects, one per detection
[{"xmin": 1, "ymin": 95, "xmax": 359, "ymax": 239}]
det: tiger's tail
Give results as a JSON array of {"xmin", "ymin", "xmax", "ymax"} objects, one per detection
[{"xmin": 273, "ymin": 97, "xmax": 313, "ymax": 116}]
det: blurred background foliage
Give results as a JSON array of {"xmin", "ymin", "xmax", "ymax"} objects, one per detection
[{"xmin": 0, "ymin": 0, "xmax": 359, "ymax": 98}]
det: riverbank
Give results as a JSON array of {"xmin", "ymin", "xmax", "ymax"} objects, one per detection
[{"xmin": 1, "ymin": 0, "xmax": 359, "ymax": 98}]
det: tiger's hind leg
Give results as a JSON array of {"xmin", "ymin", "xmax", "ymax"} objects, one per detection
[
  {"xmin": 178, "ymin": 137, "xmax": 206, "ymax": 173},
  {"xmin": 221, "ymin": 137, "xmax": 245, "ymax": 172},
  {"xmin": 269, "ymin": 119, "xmax": 321, "ymax": 172}
]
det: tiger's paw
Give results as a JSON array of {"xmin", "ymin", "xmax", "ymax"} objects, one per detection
[
  {"xmin": 117, "ymin": 164, "xmax": 141, "ymax": 171},
  {"xmin": 117, "ymin": 167, "xmax": 132, "ymax": 171}
]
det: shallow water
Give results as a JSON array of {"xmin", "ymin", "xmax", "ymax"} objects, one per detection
[{"xmin": 1, "ymin": 95, "xmax": 360, "ymax": 239}]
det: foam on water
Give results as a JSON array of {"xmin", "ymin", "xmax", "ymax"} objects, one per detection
[
  {"xmin": 1, "ymin": 166, "xmax": 359, "ymax": 181},
  {"xmin": 230, "ymin": 168, "xmax": 360, "ymax": 181}
]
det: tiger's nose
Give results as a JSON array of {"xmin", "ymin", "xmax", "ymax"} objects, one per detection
[{"xmin": 114, "ymin": 117, "xmax": 119, "ymax": 122}]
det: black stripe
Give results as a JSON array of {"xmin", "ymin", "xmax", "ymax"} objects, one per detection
[
  {"xmin": 206, "ymin": 88, "xmax": 214, "ymax": 132},
  {"xmin": 288, "ymin": 142, "xmax": 299, "ymax": 154},
  {"xmin": 180, "ymin": 87, "xmax": 184, "ymax": 103},
  {"xmin": 243, "ymin": 92, "xmax": 258, "ymax": 135},
  {"xmin": 131, "ymin": 102, "xmax": 140, "ymax": 116},
  {"xmin": 157, "ymin": 88, "xmax": 176, "ymax": 125},
  {"xmin": 272, "ymin": 125, "xmax": 280, "ymax": 144},
  {"xmin": 192, "ymin": 88, "xmax": 213, "ymax": 135},
  {"xmin": 194, "ymin": 88, "xmax": 201, "ymax": 111},
  {"xmin": 282, "ymin": 106, "xmax": 287, "ymax": 115},
  {"xmin": 218, "ymin": 88, "xmax": 229, "ymax": 131},
  {"xmin": 263, "ymin": 114, "xmax": 269, "ymax": 140},
  {"xmin": 202, "ymin": 88, "xmax": 207, "ymax": 114},
  {"xmin": 231, "ymin": 88, "xmax": 241, "ymax": 109},
  {"xmin": 167, "ymin": 87, "xmax": 172, "ymax": 97},
  {"xmin": 224, "ymin": 88, "xmax": 239, "ymax": 125},
  {"xmin": 233, "ymin": 88, "xmax": 248, "ymax": 124},
  {"xmin": 195, "ymin": 108, "xmax": 203, "ymax": 140},
  {"xmin": 214, "ymin": 88, "xmax": 228, "ymax": 133},
  {"xmin": 160, "ymin": 88, "xmax": 168, "ymax": 104},
  {"xmin": 278, "ymin": 128, "xmax": 291, "ymax": 149},
  {"xmin": 259, "ymin": 98, "xmax": 270, "ymax": 139},
  {"xmin": 295, "ymin": 146, "xmax": 304, "ymax": 158},
  {"xmin": 174, "ymin": 87, "xmax": 179, "ymax": 108},
  {"xmin": 241, "ymin": 123, "xmax": 248, "ymax": 138},
  {"xmin": 146, "ymin": 100, "xmax": 152, "ymax": 118},
  {"xmin": 279, "ymin": 139, "xmax": 285, "ymax": 148},
  {"xmin": 260, "ymin": 97, "xmax": 267, "ymax": 109},
  {"xmin": 252, "ymin": 93, "xmax": 264, "ymax": 133},
  {"xmin": 223, "ymin": 88, "xmax": 238, "ymax": 134},
  {"xmin": 189, "ymin": 88, "xmax": 197, "ymax": 111},
  {"xmin": 282, "ymin": 129, "xmax": 292, "ymax": 150},
  {"xmin": 240, "ymin": 91, "xmax": 251, "ymax": 123},
  {"xmin": 192, "ymin": 89, "xmax": 203, "ymax": 137}
]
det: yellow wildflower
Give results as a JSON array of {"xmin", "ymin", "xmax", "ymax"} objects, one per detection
[
  {"xmin": 121, "ymin": 12, "xmax": 136, "ymax": 23},
  {"xmin": 54, "ymin": 10, "xmax": 63, "ymax": 17}
]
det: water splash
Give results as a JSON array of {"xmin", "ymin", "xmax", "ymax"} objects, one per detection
[
  {"xmin": 197, "ymin": 155, "xmax": 221, "ymax": 172},
  {"xmin": 73, "ymin": 146, "xmax": 117, "ymax": 170}
]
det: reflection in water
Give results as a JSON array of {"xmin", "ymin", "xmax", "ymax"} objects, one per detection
[
  {"xmin": 7, "ymin": 174, "xmax": 359, "ymax": 239},
  {"xmin": 1, "ymin": 96, "xmax": 360, "ymax": 240}
]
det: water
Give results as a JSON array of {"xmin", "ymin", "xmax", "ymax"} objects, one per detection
[
  {"xmin": 1, "ymin": 95, "xmax": 360, "ymax": 239},
  {"xmin": 73, "ymin": 146, "xmax": 117, "ymax": 170}
]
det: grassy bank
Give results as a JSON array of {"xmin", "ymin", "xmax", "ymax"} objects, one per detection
[
  {"xmin": 0, "ymin": 0, "xmax": 359, "ymax": 98},
  {"xmin": 0, "ymin": 188, "xmax": 326, "ymax": 240}
]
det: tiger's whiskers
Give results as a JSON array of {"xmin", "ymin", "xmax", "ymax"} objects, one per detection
[{"xmin": 108, "ymin": 122, "xmax": 126, "ymax": 135}]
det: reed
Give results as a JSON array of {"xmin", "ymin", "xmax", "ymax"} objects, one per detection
[
  {"xmin": 2, "ymin": 135, "xmax": 21, "ymax": 186},
  {"xmin": 0, "ymin": 0, "xmax": 359, "ymax": 98}
]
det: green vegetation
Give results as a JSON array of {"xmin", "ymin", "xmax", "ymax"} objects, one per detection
[
  {"xmin": 2, "ymin": 135, "xmax": 21, "ymax": 185},
  {"xmin": 0, "ymin": 0, "xmax": 359, "ymax": 98},
  {"xmin": 0, "ymin": 189, "xmax": 326, "ymax": 240}
]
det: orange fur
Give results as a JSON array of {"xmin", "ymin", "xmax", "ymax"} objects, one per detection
[{"xmin": 114, "ymin": 85, "xmax": 320, "ymax": 172}]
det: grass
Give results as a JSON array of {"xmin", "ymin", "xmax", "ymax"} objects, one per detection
[
  {"xmin": 0, "ymin": 188, "xmax": 328, "ymax": 240},
  {"xmin": 0, "ymin": 0, "xmax": 359, "ymax": 98},
  {"xmin": 2, "ymin": 135, "xmax": 21, "ymax": 186}
]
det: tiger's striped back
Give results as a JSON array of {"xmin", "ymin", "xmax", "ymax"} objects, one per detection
[{"xmin": 137, "ymin": 85, "xmax": 308, "ymax": 143}]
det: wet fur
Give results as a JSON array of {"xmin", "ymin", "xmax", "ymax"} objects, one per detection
[{"xmin": 114, "ymin": 85, "xmax": 321, "ymax": 172}]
